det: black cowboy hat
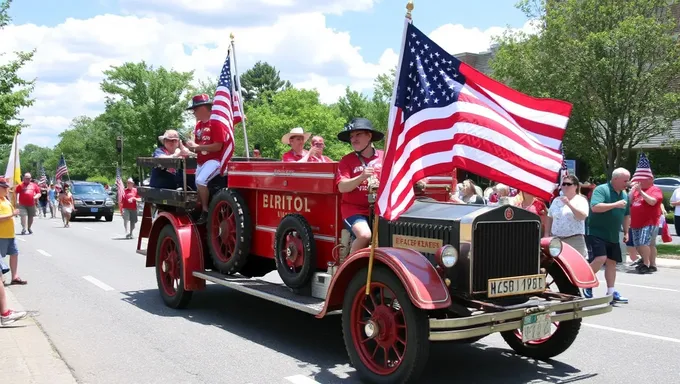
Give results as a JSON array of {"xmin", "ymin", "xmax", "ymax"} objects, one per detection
[
  {"xmin": 337, "ymin": 117, "xmax": 384, "ymax": 143},
  {"xmin": 186, "ymin": 94, "xmax": 213, "ymax": 110}
]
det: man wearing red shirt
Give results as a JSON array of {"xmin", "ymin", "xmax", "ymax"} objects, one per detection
[
  {"xmin": 335, "ymin": 118, "xmax": 384, "ymax": 253},
  {"xmin": 14, "ymin": 173, "xmax": 40, "ymax": 235},
  {"xmin": 629, "ymin": 162, "xmax": 663, "ymax": 274},
  {"xmin": 280, "ymin": 127, "xmax": 332, "ymax": 162},
  {"xmin": 184, "ymin": 94, "xmax": 225, "ymax": 224},
  {"xmin": 121, "ymin": 178, "xmax": 141, "ymax": 239}
]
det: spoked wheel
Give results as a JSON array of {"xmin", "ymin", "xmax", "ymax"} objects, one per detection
[
  {"xmin": 207, "ymin": 189, "xmax": 252, "ymax": 275},
  {"xmin": 342, "ymin": 266, "xmax": 429, "ymax": 384},
  {"xmin": 274, "ymin": 214, "xmax": 316, "ymax": 289},
  {"xmin": 155, "ymin": 224, "xmax": 192, "ymax": 309},
  {"xmin": 500, "ymin": 261, "xmax": 582, "ymax": 360}
]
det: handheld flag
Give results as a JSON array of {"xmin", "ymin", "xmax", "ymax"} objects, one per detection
[
  {"xmin": 55, "ymin": 154, "xmax": 69, "ymax": 182},
  {"xmin": 115, "ymin": 167, "xmax": 124, "ymax": 208},
  {"xmin": 631, "ymin": 153, "xmax": 654, "ymax": 182},
  {"xmin": 39, "ymin": 165, "xmax": 48, "ymax": 187},
  {"xmin": 377, "ymin": 20, "xmax": 572, "ymax": 221},
  {"xmin": 211, "ymin": 50, "xmax": 236, "ymax": 175},
  {"xmin": 4, "ymin": 131, "xmax": 21, "ymax": 187}
]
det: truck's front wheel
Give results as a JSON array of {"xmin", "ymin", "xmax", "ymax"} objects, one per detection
[{"xmin": 342, "ymin": 266, "xmax": 429, "ymax": 384}]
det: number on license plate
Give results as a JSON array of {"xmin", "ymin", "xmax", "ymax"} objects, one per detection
[
  {"xmin": 91, "ymin": 208, "xmax": 98, "ymax": 212},
  {"xmin": 521, "ymin": 313, "xmax": 552, "ymax": 343},
  {"xmin": 487, "ymin": 274, "xmax": 545, "ymax": 298}
]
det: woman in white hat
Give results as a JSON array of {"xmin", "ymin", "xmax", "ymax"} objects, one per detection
[
  {"xmin": 150, "ymin": 129, "xmax": 193, "ymax": 189},
  {"xmin": 281, "ymin": 127, "xmax": 325, "ymax": 162}
]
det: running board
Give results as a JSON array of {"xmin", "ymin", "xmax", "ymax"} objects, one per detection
[
  {"xmin": 193, "ymin": 271, "xmax": 326, "ymax": 316},
  {"xmin": 136, "ymin": 250, "xmax": 147, "ymax": 256}
]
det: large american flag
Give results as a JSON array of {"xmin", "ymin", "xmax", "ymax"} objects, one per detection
[
  {"xmin": 631, "ymin": 152, "xmax": 654, "ymax": 182},
  {"xmin": 211, "ymin": 51, "xmax": 236, "ymax": 175},
  {"xmin": 115, "ymin": 166, "xmax": 124, "ymax": 207},
  {"xmin": 39, "ymin": 165, "xmax": 48, "ymax": 187},
  {"xmin": 233, "ymin": 75, "xmax": 243, "ymax": 125},
  {"xmin": 55, "ymin": 154, "xmax": 68, "ymax": 182},
  {"xmin": 377, "ymin": 21, "xmax": 573, "ymax": 221}
]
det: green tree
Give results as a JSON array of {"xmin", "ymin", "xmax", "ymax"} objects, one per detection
[
  {"xmin": 490, "ymin": 0, "xmax": 680, "ymax": 177},
  {"xmin": 51, "ymin": 116, "xmax": 116, "ymax": 180},
  {"xmin": 0, "ymin": 0, "xmax": 35, "ymax": 144},
  {"xmin": 18, "ymin": 144, "xmax": 53, "ymax": 177},
  {"xmin": 240, "ymin": 61, "xmax": 292, "ymax": 104}
]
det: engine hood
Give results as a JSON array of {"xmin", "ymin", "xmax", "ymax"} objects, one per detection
[{"xmin": 396, "ymin": 200, "xmax": 540, "ymax": 225}]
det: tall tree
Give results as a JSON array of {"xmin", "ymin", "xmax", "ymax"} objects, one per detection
[
  {"xmin": 240, "ymin": 61, "xmax": 291, "ymax": 104},
  {"xmin": 0, "ymin": 0, "xmax": 35, "ymax": 144},
  {"xmin": 490, "ymin": 0, "xmax": 680, "ymax": 177},
  {"xmin": 100, "ymin": 62, "xmax": 194, "ymax": 170}
]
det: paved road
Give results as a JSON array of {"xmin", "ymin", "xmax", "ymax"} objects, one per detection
[{"xmin": 8, "ymin": 215, "xmax": 680, "ymax": 384}]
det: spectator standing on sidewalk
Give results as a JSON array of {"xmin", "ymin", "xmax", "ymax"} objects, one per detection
[
  {"xmin": 584, "ymin": 168, "xmax": 630, "ymax": 303},
  {"xmin": 670, "ymin": 185, "xmax": 680, "ymax": 237},
  {"xmin": 546, "ymin": 174, "xmax": 590, "ymax": 258},
  {"xmin": 628, "ymin": 154, "xmax": 663, "ymax": 274},
  {"xmin": 14, "ymin": 173, "xmax": 40, "ymax": 234},
  {"xmin": 121, "ymin": 178, "xmax": 141, "ymax": 239},
  {"xmin": 0, "ymin": 177, "xmax": 27, "ymax": 286}
]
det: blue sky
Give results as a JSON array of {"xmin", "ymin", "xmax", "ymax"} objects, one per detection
[{"xmin": 2, "ymin": 0, "xmax": 531, "ymax": 149}]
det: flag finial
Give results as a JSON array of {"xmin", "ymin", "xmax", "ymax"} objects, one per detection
[
  {"xmin": 406, "ymin": 0, "xmax": 414, "ymax": 18},
  {"xmin": 230, "ymin": 32, "xmax": 234, "ymax": 41}
]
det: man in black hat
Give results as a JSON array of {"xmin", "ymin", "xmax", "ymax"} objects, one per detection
[
  {"xmin": 184, "ymin": 94, "xmax": 226, "ymax": 224},
  {"xmin": 335, "ymin": 117, "xmax": 385, "ymax": 253}
]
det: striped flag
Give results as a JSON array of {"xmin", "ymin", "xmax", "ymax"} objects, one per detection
[
  {"xmin": 631, "ymin": 152, "xmax": 654, "ymax": 182},
  {"xmin": 211, "ymin": 50, "xmax": 236, "ymax": 175},
  {"xmin": 233, "ymin": 75, "xmax": 243, "ymax": 125},
  {"xmin": 377, "ymin": 20, "xmax": 572, "ymax": 221},
  {"xmin": 115, "ymin": 166, "xmax": 124, "ymax": 207},
  {"xmin": 55, "ymin": 154, "xmax": 68, "ymax": 182},
  {"xmin": 39, "ymin": 165, "xmax": 47, "ymax": 187},
  {"xmin": 559, "ymin": 145, "xmax": 569, "ymax": 183}
]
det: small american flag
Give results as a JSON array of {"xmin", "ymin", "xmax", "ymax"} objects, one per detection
[
  {"xmin": 560, "ymin": 145, "xmax": 569, "ymax": 182},
  {"xmin": 39, "ymin": 166, "xmax": 48, "ymax": 187},
  {"xmin": 377, "ymin": 20, "xmax": 572, "ymax": 221},
  {"xmin": 211, "ymin": 50, "xmax": 236, "ymax": 176},
  {"xmin": 55, "ymin": 154, "xmax": 68, "ymax": 182},
  {"xmin": 115, "ymin": 167, "xmax": 124, "ymax": 207},
  {"xmin": 631, "ymin": 153, "xmax": 654, "ymax": 182},
  {"xmin": 233, "ymin": 75, "xmax": 243, "ymax": 125}
]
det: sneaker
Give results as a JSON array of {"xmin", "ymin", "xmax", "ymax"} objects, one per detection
[
  {"xmin": 196, "ymin": 211, "xmax": 208, "ymax": 225},
  {"xmin": 636, "ymin": 264, "xmax": 650, "ymax": 274},
  {"xmin": 21, "ymin": 229, "xmax": 26, "ymax": 235},
  {"xmin": 28, "ymin": 229, "xmax": 33, "ymax": 234},
  {"xmin": 630, "ymin": 259, "xmax": 642, "ymax": 267},
  {"xmin": 648, "ymin": 265, "xmax": 658, "ymax": 272},
  {"xmin": 1, "ymin": 310, "xmax": 28, "ymax": 326},
  {"xmin": 612, "ymin": 291, "xmax": 628, "ymax": 304},
  {"xmin": 583, "ymin": 288, "xmax": 593, "ymax": 298}
]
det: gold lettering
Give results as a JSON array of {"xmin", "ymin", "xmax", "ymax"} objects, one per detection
[
  {"xmin": 285, "ymin": 195, "xmax": 293, "ymax": 211},
  {"xmin": 305, "ymin": 198, "xmax": 310, "ymax": 212},
  {"xmin": 263, "ymin": 194, "xmax": 269, "ymax": 209},
  {"xmin": 294, "ymin": 197, "xmax": 303, "ymax": 211},
  {"xmin": 391, "ymin": 234, "xmax": 443, "ymax": 254},
  {"xmin": 275, "ymin": 195, "xmax": 281, "ymax": 210},
  {"xmin": 261, "ymin": 194, "xmax": 313, "ymax": 214}
]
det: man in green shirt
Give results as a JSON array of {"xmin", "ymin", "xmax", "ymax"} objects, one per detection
[{"xmin": 584, "ymin": 168, "xmax": 631, "ymax": 303}]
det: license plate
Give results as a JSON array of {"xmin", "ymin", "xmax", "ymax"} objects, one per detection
[
  {"xmin": 521, "ymin": 313, "xmax": 552, "ymax": 343},
  {"xmin": 487, "ymin": 274, "xmax": 545, "ymax": 298},
  {"xmin": 90, "ymin": 208, "xmax": 98, "ymax": 212}
]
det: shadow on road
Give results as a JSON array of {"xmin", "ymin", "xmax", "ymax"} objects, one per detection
[{"xmin": 119, "ymin": 285, "xmax": 596, "ymax": 383}]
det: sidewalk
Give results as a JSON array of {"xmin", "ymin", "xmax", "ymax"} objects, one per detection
[
  {"xmin": 656, "ymin": 257, "xmax": 680, "ymax": 269},
  {"xmin": 0, "ymin": 287, "xmax": 78, "ymax": 384}
]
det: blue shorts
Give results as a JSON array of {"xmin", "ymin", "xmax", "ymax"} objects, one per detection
[
  {"xmin": 0, "ymin": 238, "xmax": 19, "ymax": 258},
  {"xmin": 343, "ymin": 214, "xmax": 369, "ymax": 238},
  {"xmin": 631, "ymin": 225, "xmax": 658, "ymax": 247},
  {"xmin": 625, "ymin": 228, "xmax": 634, "ymax": 247}
]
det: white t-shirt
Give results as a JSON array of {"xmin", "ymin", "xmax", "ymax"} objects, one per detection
[
  {"xmin": 548, "ymin": 194, "xmax": 589, "ymax": 237},
  {"xmin": 670, "ymin": 187, "xmax": 680, "ymax": 216}
]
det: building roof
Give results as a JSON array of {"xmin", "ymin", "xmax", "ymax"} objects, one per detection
[{"xmin": 632, "ymin": 120, "xmax": 680, "ymax": 149}]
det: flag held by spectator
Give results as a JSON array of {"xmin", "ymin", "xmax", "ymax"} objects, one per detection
[
  {"xmin": 631, "ymin": 153, "xmax": 654, "ymax": 182},
  {"xmin": 4, "ymin": 130, "xmax": 21, "ymax": 187},
  {"xmin": 39, "ymin": 165, "xmax": 48, "ymax": 187},
  {"xmin": 211, "ymin": 50, "xmax": 236, "ymax": 176},
  {"xmin": 55, "ymin": 154, "xmax": 69, "ymax": 182},
  {"xmin": 115, "ymin": 167, "xmax": 124, "ymax": 208},
  {"xmin": 376, "ymin": 20, "xmax": 573, "ymax": 221}
]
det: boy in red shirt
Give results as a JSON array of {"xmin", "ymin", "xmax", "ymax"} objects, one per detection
[
  {"xmin": 629, "ymin": 154, "xmax": 662, "ymax": 274},
  {"xmin": 335, "ymin": 118, "xmax": 384, "ymax": 253}
]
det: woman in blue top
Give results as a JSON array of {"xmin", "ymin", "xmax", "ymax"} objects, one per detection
[{"xmin": 47, "ymin": 184, "xmax": 57, "ymax": 218}]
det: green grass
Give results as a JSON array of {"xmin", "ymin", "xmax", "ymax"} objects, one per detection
[{"xmin": 656, "ymin": 244, "xmax": 680, "ymax": 259}]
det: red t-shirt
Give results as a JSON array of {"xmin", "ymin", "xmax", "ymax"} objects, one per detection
[
  {"xmin": 121, "ymin": 188, "xmax": 140, "ymax": 210},
  {"xmin": 194, "ymin": 120, "xmax": 226, "ymax": 165},
  {"xmin": 15, "ymin": 182, "xmax": 40, "ymax": 207},
  {"xmin": 309, "ymin": 154, "xmax": 332, "ymax": 163},
  {"xmin": 282, "ymin": 150, "xmax": 307, "ymax": 162},
  {"xmin": 630, "ymin": 185, "xmax": 663, "ymax": 228},
  {"xmin": 335, "ymin": 150, "xmax": 384, "ymax": 219}
]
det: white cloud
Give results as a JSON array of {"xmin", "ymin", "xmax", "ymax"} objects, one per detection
[
  {"xmin": 429, "ymin": 20, "xmax": 539, "ymax": 55},
  {"xmin": 1, "ymin": 2, "xmax": 529, "ymax": 150}
]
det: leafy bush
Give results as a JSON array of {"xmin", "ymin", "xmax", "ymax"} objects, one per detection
[{"xmin": 86, "ymin": 175, "xmax": 112, "ymax": 186}]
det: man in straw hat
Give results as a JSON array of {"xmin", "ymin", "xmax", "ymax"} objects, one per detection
[
  {"xmin": 335, "ymin": 117, "xmax": 385, "ymax": 253},
  {"xmin": 628, "ymin": 153, "xmax": 662, "ymax": 274},
  {"xmin": 280, "ymin": 127, "xmax": 331, "ymax": 162},
  {"xmin": 184, "ymin": 94, "xmax": 226, "ymax": 224}
]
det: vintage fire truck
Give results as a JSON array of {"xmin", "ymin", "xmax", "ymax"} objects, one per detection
[{"xmin": 135, "ymin": 155, "xmax": 612, "ymax": 384}]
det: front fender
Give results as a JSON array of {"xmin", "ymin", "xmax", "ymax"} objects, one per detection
[
  {"xmin": 146, "ymin": 212, "xmax": 206, "ymax": 291},
  {"xmin": 316, "ymin": 247, "xmax": 451, "ymax": 318},
  {"xmin": 546, "ymin": 240, "xmax": 598, "ymax": 288}
]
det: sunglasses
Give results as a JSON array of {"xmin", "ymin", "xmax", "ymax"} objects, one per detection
[{"xmin": 561, "ymin": 182, "xmax": 574, "ymax": 186}]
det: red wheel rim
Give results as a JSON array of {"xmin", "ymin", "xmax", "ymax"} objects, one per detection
[
  {"xmin": 159, "ymin": 236, "xmax": 181, "ymax": 297},
  {"xmin": 210, "ymin": 201, "xmax": 237, "ymax": 263},
  {"xmin": 350, "ymin": 282, "xmax": 407, "ymax": 375},
  {"xmin": 280, "ymin": 230, "xmax": 305, "ymax": 272}
]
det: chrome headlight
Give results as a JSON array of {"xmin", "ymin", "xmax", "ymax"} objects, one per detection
[
  {"xmin": 435, "ymin": 245, "xmax": 459, "ymax": 268},
  {"xmin": 548, "ymin": 237, "xmax": 562, "ymax": 257},
  {"xmin": 74, "ymin": 199, "xmax": 84, "ymax": 206},
  {"xmin": 105, "ymin": 198, "xmax": 114, "ymax": 206}
]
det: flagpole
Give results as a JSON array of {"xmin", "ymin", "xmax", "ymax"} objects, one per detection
[
  {"xmin": 365, "ymin": 0, "xmax": 414, "ymax": 296},
  {"xmin": 62, "ymin": 153, "xmax": 71, "ymax": 182},
  {"xmin": 10, "ymin": 128, "xmax": 19, "ymax": 209},
  {"xmin": 230, "ymin": 33, "xmax": 250, "ymax": 159}
]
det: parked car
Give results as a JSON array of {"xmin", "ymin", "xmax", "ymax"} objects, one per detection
[
  {"xmin": 653, "ymin": 177, "xmax": 680, "ymax": 209},
  {"xmin": 68, "ymin": 180, "xmax": 115, "ymax": 221}
]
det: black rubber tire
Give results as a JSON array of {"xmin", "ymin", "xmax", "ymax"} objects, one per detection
[
  {"xmin": 206, "ymin": 189, "xmax": 252, "ymax": 275},
  {"xmin": 342, "ymin": 266, "xmax": 430, "ymax": 384},
  {"xmin": 155, "ymin": 224, "xmax": 193, "ymax": 309},
  {"xmin": 274, "ymin": 213, "xmax": 317, "ymax": 289},
  {"xmin": 95, "ymin": 215, "xmax": 102, "ymax": 221},
  {"xmin": 105, "ymin": 214, "xmax": 113, "ymax": 222},
  {"xmin": 500, "ymin": 262, "xmax": 582, "ymax": 360}
]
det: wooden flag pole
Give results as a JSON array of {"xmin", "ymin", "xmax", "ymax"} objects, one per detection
[
  {"xmin": 365, "ymin": 0, "xmax": 414, "ymax": 296},
  {"xmin": 10, "ymin": 128, "xmax": 19, "ymax": 209}
]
